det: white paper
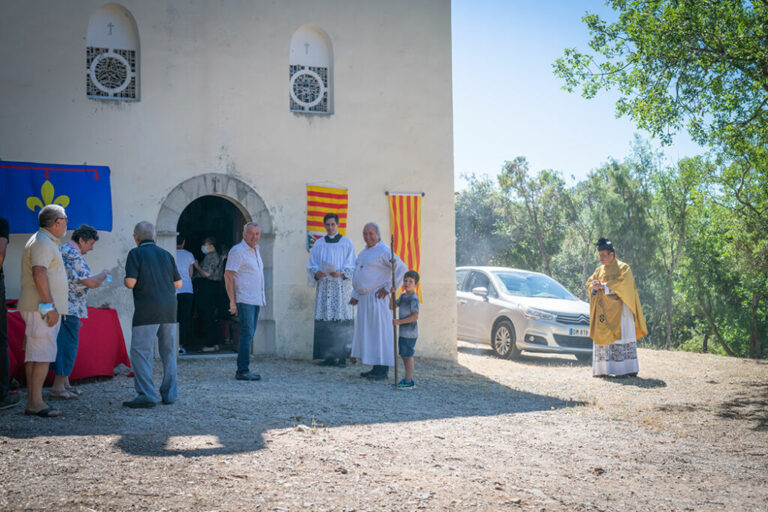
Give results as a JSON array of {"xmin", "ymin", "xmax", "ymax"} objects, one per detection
[{"xmin": 321, "ymin": 262, "xmax": 337, "ymax": 275}]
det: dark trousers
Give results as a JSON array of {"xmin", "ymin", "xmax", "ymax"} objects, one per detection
[
  {"xmin": 0, "ymin": 276, "xmax": 9, "ymax": 400},
  {"xmin": 176, "ymin": 293, "xmax": 193, "ymax": 348},
  {"xmin": 197, "ymin": 279, "xmax": 220, "ymax": 347}
]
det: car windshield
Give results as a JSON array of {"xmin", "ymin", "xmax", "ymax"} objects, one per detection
[{"xmin": 493, "ymin": 271, "xmax": 577, "ymax": 300}]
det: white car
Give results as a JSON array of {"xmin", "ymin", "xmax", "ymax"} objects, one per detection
[{"xmin": 457, "ymin": 266, "xmax": 592, "ymax": 361}]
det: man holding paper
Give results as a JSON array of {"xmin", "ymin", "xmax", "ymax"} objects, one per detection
[{"xmin": 307, "ymin": 213, "xmax": 356, "ymax": 367}]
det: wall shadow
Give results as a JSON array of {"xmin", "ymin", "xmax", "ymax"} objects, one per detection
[{"xmin": 0, "ymin": 357, "xmax": 586, "ymax": 458}]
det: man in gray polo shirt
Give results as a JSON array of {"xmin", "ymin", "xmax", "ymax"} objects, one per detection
[
  {"xmin": 19, "ymin": 205, "xmax": 69, "ymax": 417},
  {"xmin": 123, "ymin": 221, "xmax": 182, "ymax": 408},
  {"xmin": 224, "ymin": 222, "xmax": 265, "ymax": 381}
]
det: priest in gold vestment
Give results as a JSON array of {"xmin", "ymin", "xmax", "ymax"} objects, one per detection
[{"xmin": 587, "ymin": 238, "xmax": 647, "ymax": 377}]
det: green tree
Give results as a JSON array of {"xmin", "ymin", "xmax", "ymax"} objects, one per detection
[
  {"xmin": 454, "ymin": 174, "xmax": 509, "ymax": 266},
  {"xmin": 553, "ymin": 0, "xmax": 768, "ymax": 155},
  {"xmin": 497, "ymin": 157, "xmax": 568, "ymax": 276},
  {"xmin": 649, "ymin": 156, "xmax": 708, "ymax": 349}
]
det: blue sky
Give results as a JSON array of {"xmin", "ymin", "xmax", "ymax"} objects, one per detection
[{"xmin": 451, "ymin": 0, "xmax": 705, "ymax": 190}]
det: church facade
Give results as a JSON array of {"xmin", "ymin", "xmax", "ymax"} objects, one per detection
[{"xmin": 0, "ymin": 1, "xmax": 456, "ymax": 360}]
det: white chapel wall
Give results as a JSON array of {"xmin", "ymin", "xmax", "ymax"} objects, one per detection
[{"xmin": 0, "ymin": 0, "xmax": 456, "ymax": 361}]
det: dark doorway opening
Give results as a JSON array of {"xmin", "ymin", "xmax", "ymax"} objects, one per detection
[{"xmin": 176, "ymin": 196, "xmax": 247, "ymax": 354}]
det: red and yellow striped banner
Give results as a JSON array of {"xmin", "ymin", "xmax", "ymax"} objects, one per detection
[
  {"xmin": 307, "ymin": 184, "xmax": 348, "ymax": 250},
  {"xmin": 389, "ymin": 193, "xmax": 422, "ymax": 301}
]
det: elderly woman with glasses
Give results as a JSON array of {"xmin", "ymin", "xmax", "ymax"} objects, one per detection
[{"xmin": 49, "ymin": 224, "xmax": 110, "ymax": 399}]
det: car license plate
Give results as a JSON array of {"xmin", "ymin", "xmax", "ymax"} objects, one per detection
[{"xmin": 570, "ymin": 327, "xmax": 589, "ymax": 337}]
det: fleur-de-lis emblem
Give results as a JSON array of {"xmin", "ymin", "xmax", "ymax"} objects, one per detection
[{"xmin": 26, "ymin": 180, "xmax": 70, "ymax": 211}]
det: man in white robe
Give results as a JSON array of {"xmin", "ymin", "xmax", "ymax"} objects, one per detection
[
  {"xmin": 349, "ymin": 222, "xmax": 407, "ymax": 380},
  {"xmin": 307, "ymin": 213, "xmax": 357, "ymax": 367}
]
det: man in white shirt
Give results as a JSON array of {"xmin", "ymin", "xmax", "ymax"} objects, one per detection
[
  {"xmin": 175, "ymin": 235, "xmax": 195, "ymax": 354},
  {"xmin": 224, "ymin": 222, "xmax": 265, "ymax": 381},
  {"xmin": 349, "ymin": 222, "xmax": 406, "ymax": 381}
]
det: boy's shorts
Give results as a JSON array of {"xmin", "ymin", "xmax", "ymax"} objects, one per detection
[{"xmin": 398, "ymin": 336, "xmax": 417, "ymax": 358}]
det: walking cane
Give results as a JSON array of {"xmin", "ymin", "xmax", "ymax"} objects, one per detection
[{"xmin": 390, "ymin": 235, "xmax": 398, "ymax": 386}]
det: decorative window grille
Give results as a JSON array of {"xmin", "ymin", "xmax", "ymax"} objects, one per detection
[
  {"xmin": 86, "ymin": 47, "xmax": 137, "ymax": 100},
  {"xmin": 290, "ymin": 64, "xmax": 329, "ymax": 113}
]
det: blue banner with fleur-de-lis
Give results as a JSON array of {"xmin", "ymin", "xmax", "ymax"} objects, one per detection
[{"xmin": 0, "ymin": 161, "xmax": 112, "ymax": 233}]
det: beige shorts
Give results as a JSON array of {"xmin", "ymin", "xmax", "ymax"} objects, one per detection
[{"xmin": 22, "ymin": 311, "xmax": 61, "ymax": 363}]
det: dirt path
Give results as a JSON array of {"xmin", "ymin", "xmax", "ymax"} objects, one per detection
[{"xmin": 1, "ymin": 344, "xmax": 766, "ymax": 511}]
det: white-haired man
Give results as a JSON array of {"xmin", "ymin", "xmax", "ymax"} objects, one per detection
[
  {"xmin": 123, "ymin": 221, "xmax": 182, "ymax": 408},
  {"xmin": 225, "ymin": 222, "xmax": 265, "ymax": 381},
  {"xmin": 18, "ymin": 204, "xmax": 69, "ymax": 417},
  {"xmin": 349, "ymin": 222, "xmax": 407, "ymax": 380}
]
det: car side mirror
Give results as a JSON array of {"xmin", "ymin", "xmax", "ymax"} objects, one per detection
[{"xmin": 471, "ymin": 286, "xmax": 488, "ymax": 298}]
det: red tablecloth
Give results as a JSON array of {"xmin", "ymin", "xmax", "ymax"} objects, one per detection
[{"xmin": 7, "ymin": 305, "xmax": 130, "ymax": 384}]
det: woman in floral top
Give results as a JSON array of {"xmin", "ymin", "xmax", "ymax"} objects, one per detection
[
  {"xmin": 50, "ymin": 225, "xmax": 110, "ymax": 399},
  {"xmin": 193, "ymin": 237, "xmax": 224, "ymax": 352}
]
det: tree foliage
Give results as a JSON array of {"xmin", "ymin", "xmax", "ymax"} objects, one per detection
[
  {"xmin": 553, "ymin": 0, "xmax": 768, "ymax": 155},
  {"xmin": 455, "ymin": 143, "xmax": 767, "ymax": 358}
]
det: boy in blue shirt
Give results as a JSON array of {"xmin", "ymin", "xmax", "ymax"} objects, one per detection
[{"xmin": 392, "ymin": 270, "xmax": 420, "ymax": 389}]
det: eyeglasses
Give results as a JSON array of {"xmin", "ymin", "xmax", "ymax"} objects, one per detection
[{"xmin": 57, "ymin": 217, "xmax": 68, "ymax": 223}]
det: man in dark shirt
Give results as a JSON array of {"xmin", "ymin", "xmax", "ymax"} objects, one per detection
[
  {"xmin": 123, "ymin": 221, "xmax": 182, "ymax": 408},
  {"xmin": 0, "ymin": 217, "xmax": 20, "ymax": 409}
]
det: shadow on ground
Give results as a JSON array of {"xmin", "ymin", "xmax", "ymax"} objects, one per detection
[
  {"xmin": 0, "ymin": 356, "xmax": 587, "ymax": 458},
  {"xmin": 717, "ymin": 381, "xmax": 768, "ymax": 431},
  {"xmin": 602, "ymin": 376, "xmax": 667, "ymax": 388},
  {"xmin": 458, "ymin": 343, "xmax": 592, "ymax": 367}
]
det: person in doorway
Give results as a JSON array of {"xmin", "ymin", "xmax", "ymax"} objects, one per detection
[
  {"xmin": 18, "ymin": 205, "xmax": 69, "ymax": 417},
  {"xmin": 392, "ymin": 270, "xmax": 420, "ymax": 389},
  {"xmin": 0, "ymin": 216, "xmax": 20, "ymax": 409},
  {"xmin": 307, "ymin": 213, "xmax": 356, "ymax": 367},
  {"xmin": 587, "ymin": 237, "xmax": 647, "ymax": 378},
  {"xmin": 349, "ymin": 222, "xmax": 406, "ymax": 381},
  {"xmin": 123, "ymin": 221, "xmax": 181, "ymax": 408},
  {"xmin": 49, "ymin": 225, "xmax": 110, "ymax": 399},
  {"xmin": 193, "ymin": 236, "xmax": 223, "ymax": 352},
  {"xmin": 224, "ymin": 223, "xmax": 265, "ymax": 381},
  {"xmin": 175, "ymin": 235, "xmax": 195, "ymax": 355}
]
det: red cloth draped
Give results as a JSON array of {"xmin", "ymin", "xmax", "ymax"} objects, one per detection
[{"xmin": 7, "ymin": 305, "xmax": 130, "ymax": 384}]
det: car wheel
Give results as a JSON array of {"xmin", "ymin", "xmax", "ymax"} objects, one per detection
[
  {"xmin": 491, "ymin": 319, "xmax": 519, "ymax": 359},
  {"xmin": 576, "ymin": 352, "xmax": 592, "ymax": 363}
]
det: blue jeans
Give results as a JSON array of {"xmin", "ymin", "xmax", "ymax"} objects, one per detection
[
  {"xmin": 236, "ymin": 303, "xmax": 260, "ymax": 373},
  {"xmin": 130, "ymin": 323, "xmax": 177, "ymax": 403},
  {"xmin": 54, "ymin": 315, "xmax": 81, "ymax": 376}
]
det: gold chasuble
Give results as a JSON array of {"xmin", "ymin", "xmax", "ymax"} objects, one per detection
[{"xmin": 587, "ymin": 259, "xmax": 648, "ymax": 346}]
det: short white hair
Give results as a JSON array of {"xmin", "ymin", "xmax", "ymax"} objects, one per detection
[
  {"xmin": 243, "ymin": 222, "xmax": 260, "ymax": 233},
  {"xmin": 363, "ymin": 222, "xmax": 380, "ymax": 236},
  {"xmin": 133, "ymin": 221, "xmax": 155, "ymax": 242},
  {"xmin": 39, "ymin": 204, "xmax": 65, "ymax": 228}
]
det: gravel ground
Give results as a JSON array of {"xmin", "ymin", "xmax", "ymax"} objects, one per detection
[{"xmin": 1, "ymin": 342, "xmax": 766, "ymax": 511}]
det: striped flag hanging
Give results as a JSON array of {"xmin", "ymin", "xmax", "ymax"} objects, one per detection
[
  {"xmin": 307, "ymin": 184, "xmax": 348, "ymax": 250},
  {"xmin": 388, "ymin": 192, "xmax": 423, "ymax": 301}
]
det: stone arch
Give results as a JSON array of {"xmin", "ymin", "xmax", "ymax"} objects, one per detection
[{"xmin": 156, "ymin": 173, "xmax": 276, "ymax": 355}]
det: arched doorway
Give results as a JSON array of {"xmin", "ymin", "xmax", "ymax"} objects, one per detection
[
  {"xmin": 177, "ymin": 196, "xmax": 246, "ymax": 353},
  {"xmin": 156, "ymin": 173, "xmax": 275, "ymax": 355}
]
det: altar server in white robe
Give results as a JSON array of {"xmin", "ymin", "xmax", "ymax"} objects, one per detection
[
  {"xmin": 307, "ymin": 212, "xmax": 357, "ymax": 367},
  {"xmin": 349, "ymin": 222, "xmax": 407, "ymax": 380}
]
